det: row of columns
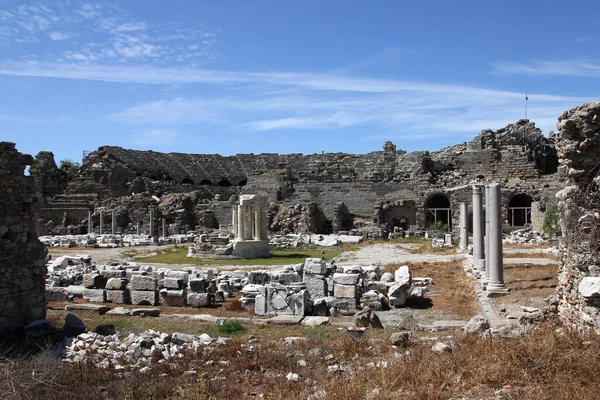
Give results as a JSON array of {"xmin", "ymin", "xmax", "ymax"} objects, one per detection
[
  {"xmin": 458, "ymin": 183, "xmax": 508, "ymax": 295},
  {"xmin": 87, "ymin": 209, "xmax": 169, "ymax": 237},
  {"xmin": 233, "ymin": 204, "xmax": 268, "ymax": 241}
]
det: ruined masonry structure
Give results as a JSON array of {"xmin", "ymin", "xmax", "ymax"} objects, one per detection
[
  {"xmin": 553, "ymin": 101, "xmax": 600, "ymax": 332},
  {"xmin": 31, "ymin": 119, "xmax": 563, "ymax": 237},
  {"xmin": 231, "ymin": 194, "xmax": 270, "ymax": 258},
  {"xmin": 0, "ymin": 142, "xmax": 47, "ymax": 336}
]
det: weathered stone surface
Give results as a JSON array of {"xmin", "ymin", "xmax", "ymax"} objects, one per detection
[
  {"xmin": 389, "ymin": 332, "xmax": 411, "ymax": 347},
  {"xmin": 394, "ymin": 265, "xmax": 412, "ymax": 288},
  {"xmin": 189, "ymin": 279, "xmax": 208, "ymax": 293},
  {"xmin": 579, "ymin": 277, "xmax": 600, "ymax": 299},
  {"xmin": 131, "ymin": 290, "xmax": 158, "ymax": 306},
  {"xmin": 131, "ymin": 275, "xmax": 157, "ymax": 291},
  {"xmin": 187, "ymin": 292, "xmax": 214, "ymax": 308},
  {"xmin": 463, "ymin": 315, "xmax": 490, "ymax": 334},
  {"xmin": 332, "ymin": 273, "xmax": 360, "ymax": 286},
  {"xmin": 267, "ymin": 315, "xmax": 303, "ymax": 325},
  {"xmin": 46, "ymin": 287, "xmax": 69, "ymax": 302},
  {"xmin": 355, "ymin": 307, "xmax": 383, "ymax": 329},
  {"xmin": 130, "ymin": 308, "xmax": 160, "ymax": 317},
  {"xmin": 301, "ymin": 316, "xmax": 330, "ymax": 326},
  {"xmin": 304, "ymin": 258, "xmax": 326, "ymax": 274},
  {"xmin": 65, "ymin": 303, "xmax": 110, "ymax": 315},
  {"xmin": 63, "ymin": 314, "xmax": 86, "ymax": 337},
  {"xmin": 163, "ymin": 278, "xmax": 184, "ymax": 289},
  {"xmin": 83, "ymin": 273, "xmax": 107, "ymax": 289},
  {"xmin": 304, "ymin": 275, "xmax": 327, "ymax": 300},
  {"xmin": 105, "ymin": 278, "xmax": 128, "ymax": 290},
  {"xmin": 82, "ymin": 288, "xmax": 106, "ymax": 303},
  {"xmin": 106, "ymin": 306, "xmax": 131, "ymax": 315},
  {"xmin": 106, "ymin": 289, "xmax": 130, "ymax": 304}
]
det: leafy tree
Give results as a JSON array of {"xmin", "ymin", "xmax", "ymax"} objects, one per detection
[
  {"xmin": 542, "ymin": 204, "xmax": 561, "ymax": 237},
  {"xmin": 429, "ymin": 221, "xmax": 449, "ymax": 238}
]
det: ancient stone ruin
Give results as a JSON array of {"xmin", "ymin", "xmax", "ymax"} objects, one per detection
[
  {"xmin": 0, "ymin": 142, "xmax": 47, "ymax": 336},
  {"xmin": 553, "ymin": 101, "xmax": 600, "ymax": 332},
  {"xmin": 30, "ymin": 119, "xmax": 562, "ymax": 239}
]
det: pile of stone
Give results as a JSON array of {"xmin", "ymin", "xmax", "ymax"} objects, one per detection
[
  {"xmin": 187, "ymin": 233, "xmax": 233, "ymax": 257},
  {"xmin": 40, "ymin": 233, "xmax": 196, "ymax": 248},
  {"xmin": 503, "ymin": 228, "xmax": 547, "ymax": 245},
  {"xmin": 61, "ymin": 329, "xmax": 229, "ymax": 369},
  {"xmin": 269, "ymin": 234, "xmax": 364, "ymax": 248},
  {"xmin": 242, "ymin": 258, "xmax": 430, "ymax": 317}
]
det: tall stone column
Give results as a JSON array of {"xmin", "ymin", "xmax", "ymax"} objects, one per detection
[
  {"xmin": 149, "ymin": 209, "xmax": 154, "ymax": 237},
  {"xmin": 237, "ymin": 205, "xmax": 245, "ymax": 240},
  {"xmin": 244, "ymin": 205, "xmax": 253, "ymax": 240},
  {"xmin": 487, "ymin": 183, "xmax": 509, "ymax": 295},
  {"xmin": 99, "ymin": 211, "xmax": 104, "ymax": 234},
  {"xmin": 232, "ymin": 208, "xmax": 238, "ymax": 238},
  {"xmin": 472, "ymin": 185, "xmax": 484, "ymax": 271},
  {"xmin": 254, "ymin": 207, "xmax": 261, "ymax": 240},
  {"xmin": 88, "ymin": 210, "xmax": 93, "ymax": 234},
  {"xmin": 459, "ymin": 202, "xmax": 468, "ymax": 251},
  {"xmin": 136, "ymin": 221, "xmax": 141, "ymax": 235},
  {"xmin": 162, "ymin": 218, "xmax": 167, "ymax": 237},
  {"xmin": 111, "ymin": 210, "xmax": 116, "ymax": 235},
  {"xmin": 260, "ymin": 207, "xmax": 268, "ymax": 240},
  {"xmin": 484, "ymin": 185, "xmax": 491, "ymax": 282}
]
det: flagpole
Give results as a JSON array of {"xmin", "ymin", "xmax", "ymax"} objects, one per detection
[{"xmin": 525, "ymin": 92, "xmax": 528, "ymax": 120}]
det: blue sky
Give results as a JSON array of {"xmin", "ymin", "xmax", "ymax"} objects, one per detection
[{"xmin": 0, "ymin": 0, "xmax": 598, "ymax": 164}]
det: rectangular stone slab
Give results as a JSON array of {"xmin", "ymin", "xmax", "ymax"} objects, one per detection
[
  {"xmin": 131, "ymin": 275, "xmax": 157, "ymax": 291},
  {"xmin": 82, "ymin": 288, "xmax": 106, "ymax": 303},
  {"xmin": 65, "ymin": 304, "xmax": 110, "ymax": 315},
  {"xmin": 131, "ymin": 290, "xmax": 158, "ymax": 306},
  {"xmin": 106, "ymin": 289, "xmax": 130, "ymax": 304},
  {"xmin": 267, "ymin": 315, "xmax": 304, "ymax": 325}
]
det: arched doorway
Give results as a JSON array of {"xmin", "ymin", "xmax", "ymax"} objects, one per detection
[
  {"xmin": 508, "ymin": 194, "xmax": 533, "ymax": 227},
  {"xmin": 425, "ymin": 194, "xmax": 451, "ymax": 228}
]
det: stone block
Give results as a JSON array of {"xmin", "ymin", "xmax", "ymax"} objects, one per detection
[
  {"xmin": 304, "ymin": 258, "xmax": 325, "ymax": 274},
  {"xmin": 394, "ymin": 265, "xmax": 412, "ymax": 288},
  {"xmin": 163, "ymin": 278, "xmax": 184, "ymax": 289},
  {"xmin": 100, "ymin": 270, "xmax": 126, "ymax": 279},
  {"xmin": 82, "ymin": 288, "xmax": 106, "ymax": 303},
  {"xmin": 166, "ymin": 271, "xmax": 190, "ymax": 285},
  {"xmin": 65, "ymin": 304, "xmax": 110, "ymax": 314},
  {"xmin": 83, "ymin": 273, "xmax": 107, "ymax": 289},
  {"xmin": 274, "ymin": 272, "xmax": 301, "ymax": 285},
  {"xmin": 334, "ymin": 284, "xmax": 357, "ymax": 299},
  {"xmin": 187, "ymin": 292, "xmax": 214, "ymax": 308},
  {"xmin": 159, "ymin": 289, "xmax": 187, "ymax": 307},
  {"xmin": 249, "ymin": 270, "xmax": 271, "ymax": 285},
  {"xmin": 579, "ymin": 277, "xmax": 600, "ymax": 299},
  {"xmin": 46, "ymin": 287, "xmax": 68, "ymax": 302},
  {"xmin": 131, "ymin": 290, "xmax": 158, "ymax": 306},
  {"xmin": 106, "ymin": 289, "xmax": 130, "ymax": 304},
  {"xmin": 131, "ymin": 275, "xmax": 157, "ymax": 291},
  {"xmin": 332, "ymin": 273, "xmax": 360, "ymax": 286},
  {"xmin": 105, "ymin": 278, "xmax": 128, "ymax": 290},
  {"xmin": 131, "ymin": 308, "xmax": 160, "ymax": 317},
  {"xmin": 301, "ymin": 316, "xmax": 330, "ymax": 326},
  {"xmin": 304, "ymin": 275, "xmax": 327, "ymax": 300},
  {"xmin": 189, "ymin": 278, "xmax": 208, "ymax": 293}
]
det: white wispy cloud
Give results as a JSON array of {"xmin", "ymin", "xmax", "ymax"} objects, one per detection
[
  {"xmin": 130, "ymin": 128, "xmax": 179, "ymax": 147},
  {"xmin": 492, "ymin": 59, "xmax": 600, "ymax": 78},
  {"xmin": 49, "ymin": 31, "xmax": 75, "ymax": 41}
]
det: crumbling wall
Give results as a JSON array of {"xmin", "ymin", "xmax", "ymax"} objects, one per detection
[
  {"xmin": 0, "ymin": 142, "xmax": 47, "ymax": 336},
  {"xmin": 553, "ymin": 101, "xmax": 600, "ymax": 332}
]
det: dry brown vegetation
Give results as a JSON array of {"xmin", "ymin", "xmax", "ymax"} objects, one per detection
[
  {"xmin": 385, "ymin": 261, "xmax": 479, "ymax": 320},
  {"xmin": 503, "ymin": 252, "xmax": 557, "ymax": 260},
  {"xmin": 2, "ymin": 322, "xmax": 600, "ymax": 400},
  {"xmin": 495, "ymin": 263, "xmax": 557, "ymax": 306}
]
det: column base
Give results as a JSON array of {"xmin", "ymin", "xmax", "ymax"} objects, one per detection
[{"xmin": 486, "ymin": 283, "xmax": 509, "ymax": 297}]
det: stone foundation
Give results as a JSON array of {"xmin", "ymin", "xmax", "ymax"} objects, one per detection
[{"xmin": 0, "ymin": 142, "xmax": 47, "ymax": 336}]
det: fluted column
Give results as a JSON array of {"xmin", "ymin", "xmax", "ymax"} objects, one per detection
[
  {"xmin": 254, "ymin": 207, "xmax": 261, "ymax": 240},
  {"xmin": 260, "ymin": 206, "xmax": 269, "ymax": 240},
  {"xmin": 136, "ymin": 221, "xmax": 141, "ymax": 235},
  {"xmin": 88, "ymin": 210, "xmax": 93, "ymax": 234},
  {"xmin": 111, "ymin": 210, "xmax": 116, "ymax": 235},
  {"xmin": 149, "ymin": 209, "xmax": 154, "ymax": 237},
  {"xmin": 162, "ymin": 218, "xmax": 167, "ymax": 237},
  {"xmin": 459, "ymin": 202, "xmax": 468, "ymax": 251},
  {"xmin": 232, "ymin": 208, "xmax": 238, "ymax": 238},
  {"xmin": 487, "ymin": 183, "xmax": 509, "ymax": 295},
  {"xmin": 472, "ymin": 185, "xmax": 484, "ymax": 271}
]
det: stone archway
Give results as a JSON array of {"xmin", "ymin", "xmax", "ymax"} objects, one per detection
[
  {"xmin": 508, "ymin": 193, "xmax": 533, "ymax": 227},
  {"xmin": 425, "ymin": 194, "xmax": 451, "ymax": 228}
]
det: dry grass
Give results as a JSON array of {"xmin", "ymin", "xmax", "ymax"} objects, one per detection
[
  {"xmin": 384, "ymin": 260, "xmax": 479, "ymax": 320},
  {"xmin": 504, "ymin": 252, "xmax": 558, "ymax": 260},
  {"xmin": 405, "ymin": 240, "xmax": 458, "ymax": 255},
  {"xmin": 495, "ymin": 263, "xmax": 557, "ymax": 306},
  {"xmin": 2, "ymin": 322, "xmax": 600, "ymax": 399}
]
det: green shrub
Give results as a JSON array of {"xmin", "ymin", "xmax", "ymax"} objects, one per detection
[
  {"xmin": 542, "ymin": 204, "xmax": 561, "ymax": 237},
  {"xmin": 429, "ymin": 221, "xmax": 449, "ymax": 238},
  {"xmin": 217, "ymin": 319, "xmax": 246, "ymax": 335}
]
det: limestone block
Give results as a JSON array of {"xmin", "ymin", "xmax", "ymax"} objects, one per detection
[
  {"xmin": 166, "ymin": 271, "xmax": 190, "ymax": 285},
  {"xmin": 131, "ymin": 290, "xmax": 158, "ymax": 306},
  {"xmin": 249, "ymin": 270, "xmax": 271, "ymax": 285},
  {"xmin": 131, "ymin": 275, "xmax": 157, "ymax": 291},
  {"xmin": 334, "ymin": 284, "xmax": 357, "ymax": 299},
  {"xmin": 304, "ymin": 258, "xmax": 326, "ymax": 274},
  {"xmin": 255, "ymin": 294, "xmax": 268, "ymax": 315},
  {"xmin": 159, "ymin": 289, "xmax": 187, "ymax": 307},
  {"xmin": 83, "ymin": 273, "xmax": 107, "ymax": 289},
  {"xmin": 394, "ymin": 265, "xmax": 412, "ymax": 288},
  {"xmin": 105, "ymin": 278, "xmax": 128, "ymax": 290},
  {"xmin": 82, "ymin": 288, "xmax": 106, "ymax": 303},
  {"xmin": 214, "ymin": 290, "xmax": 225, "ymax": 302},
  {"xmin": 189, "ymin": 278, "xmax": 208, "ymax": 293},
  {"xmin": 301, "ymin": 316, "xmax": 330, "ymax": 326},
  {"xmin": 332, "ymin": 273, "xmax": 360, "ymax": 286},
  {"xmin": 163, "ymin": 278, "xmax": 184, "ymax": 289},
  {"xmin": 381, "ymin": 272, "xmax": 394, "ymax": 282},
  {"xmin": 106, "ymin": 289, "xmax": 130, "ymax": 304},
  {"xmin": 100, "ymin": 270, "xmax": 126, "ymax": 279},
  {"xmin": 187, "ymin": 292, "xmax": 214, "ymax": 308},
  {"xmin": 579, "ymin": 277, "xmax": 600, "ymax": 299},
  {"xmin": 46, "ymin": 287, "xmax": 69, "ymax": 302},
  {"xmin": 304, "ymin": 275, "xmax": 327, "ymax": 300}
]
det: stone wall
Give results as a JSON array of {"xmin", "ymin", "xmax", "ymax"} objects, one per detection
[
  {"xmin": 32, "ymin": 119, "xmax": 562, "ymax": 235},
  {"xmin": 553, "ymin": 101, "xmax": 600, "ymax": 332},
  {"xmin": 0, "ymin": 142, "xmax": 47, "ymax": 336}
]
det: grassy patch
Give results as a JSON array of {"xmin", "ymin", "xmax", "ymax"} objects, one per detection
[
  {"xmin": 495, "ymin": 263, "xmax": 557, "ymax": 307},
  {"xmin": 134, "ymin": 246, "xmax": 342, "ymax": 265},
  {"xmin": 504, "ymin": 252, "xmax": 557, "ymax": 260}
]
